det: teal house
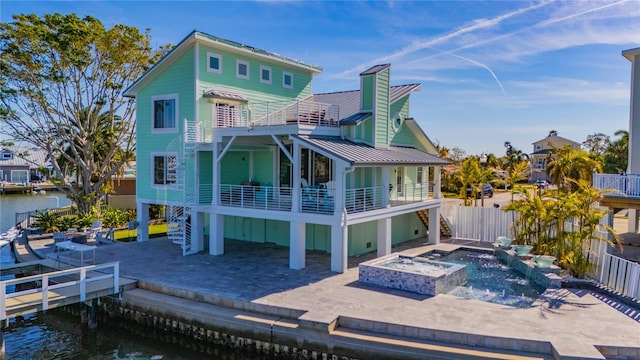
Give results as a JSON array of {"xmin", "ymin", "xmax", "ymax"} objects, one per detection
[{"xmin": 124, "ymin": 31, "xmax": 450, "ymax": 273}]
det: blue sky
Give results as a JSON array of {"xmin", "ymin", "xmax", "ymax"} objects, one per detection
[{"xmin": 1, "ymin": 1, "xmax": 639, "ymax": 157}]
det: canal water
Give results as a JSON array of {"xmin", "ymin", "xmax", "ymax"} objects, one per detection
[{"xmin": 1, "ymin": 193, "xmax": 275, "ymax": 359}]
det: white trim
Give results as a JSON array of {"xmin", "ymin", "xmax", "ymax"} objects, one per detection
[
  {"xmin": 195, "ymin": 45, "xmax": 200, "ymax": 135},
  {"xmin": 150, "ymin": 151, "xmax": 178, "ymax": 189},
  {"xmin": 260, "ymin": 65, "xmax": 272, "ymax": 84},
  {"xmin": 151, "ymin": 94, "xmax": 179, "ymax": 134},
  {"xmin": 282, "ymin": 71, "xmax": 293, "ymax": 89},
  {"xmin": 206, "ymin": 51, "xmax": 222, "ymax": 74},
  {"xmin": 236, "ymin": 59, "xmax": 250, "ymax": 80}
]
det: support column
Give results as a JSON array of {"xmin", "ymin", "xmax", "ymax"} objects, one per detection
[
  {"xmin": 136, "ymin": 202, "xmax": 149, "ymax": 242},
  {"xmin": 193, "ymin": 211, "xmax": 205, "ymax": 252},
  {"xmin": 381, "ymin": 166, "xmax": 391, "ymax": 207},
  {"xmin": 292, "ymin": 140, "xmax": 301, "ymax": 212},
  {"xmin": 629, "ymin": 209, "xmax": 639, "ymax": 233},
  {"xmin": 434, "ymin": 166, "xmax": 442, "ymax": 199},
  {"xmin": 331, "ymin": 223, "xmax": 348, "ymax": 273},
  {"xmin": 289, "ymin": 221, "xmax": 306, "ymax": 269},
  {"xmin": 377, "ymin": 217, "xmax": 391, "ymax": 257},
  {"xmin": 428, "ymin": 207, "xmax": 441, "ymax": 245},
  {"xmin": 209, "ymin": 213, "xmax": 224, "ymax": 255}
]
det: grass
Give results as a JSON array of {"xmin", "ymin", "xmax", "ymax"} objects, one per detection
[{"xmin": 114, "ymin": 223, "xmax": 168, "ymax": 241}]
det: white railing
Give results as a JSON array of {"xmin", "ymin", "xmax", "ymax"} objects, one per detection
[
  {"xmin": 198, "ymin": 183, "xmax": 213, "ymax": 205},
  {"xmin": 345, "ymin": 186, "xmax": 384, "ymax": 213},
  {"xmin": 596, "ymin": 252, "xmax": 640, "ymax": 299},
  {"xmin": 390, "ymin": 183, "xmax": 432, "ymax": 205},
  {"xmin": 219, "ymin": 184, "xmax": 292, "ymax": 211},
  {"xmin": 250, "ymin": 98, "xmax": 339, "ymax": 127},
  {"xmin": 301, "ymin": 186, "xmax": 335, "ymax": 214},
  {"xmin": 0, "ymin": 262, "xmax": 120, "ymax": 321},
  {"xmin": 593, "ymin": 173, "xmax": 640, "ymax": 197},
  {"xmin": 215, "ymin": 106, "xmax": 249, "ymax": 128}
]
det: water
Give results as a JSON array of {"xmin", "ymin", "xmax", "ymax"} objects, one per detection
[
  {"xmin": 0, "ymin": 192, "xmax": 73, "ymax": 231},
  {"xmin": 423, "ymin": 249, "xmax": 545, "ymax": 307},
  {"xmin": 382, "ymin": 256, "xmax": 457, "ymax": 275}
]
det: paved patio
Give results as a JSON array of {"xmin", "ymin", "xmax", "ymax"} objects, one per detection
[{"xmin": 26, "ymin": 234, "xmax": 640, "ymax": 359}]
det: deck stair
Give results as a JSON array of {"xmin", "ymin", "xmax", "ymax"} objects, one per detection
[
  {"xmin": 165, "ymin": 119, "xmax": 199, "ymax": 255},
  {"xmin": 415, "ymin": 210, "xmax": 453, "ymax": 238}
]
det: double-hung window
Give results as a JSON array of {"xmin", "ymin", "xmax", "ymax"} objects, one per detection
[
  {"xmin": 283, "ymin": 71, "xmax": 293, "ymax": 89},
  {"xmin": 152, "ymin": 94, "xmax": 178, "ymax": 133},
  {"xmin": 416, "ymin": 167, "xmax": 424, "ymax": 185},
  {"xmin": 153, "ymin": 153, "xmax": 178, "ymax": 187},
  {"xmin": 236, "ymin": 60, "xmax": 249, "ymax": 80}
]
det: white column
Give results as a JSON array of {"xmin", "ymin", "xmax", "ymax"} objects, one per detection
[
  {"xmin": 434, "ymin": 166, "xmax": 442, "ymax": 199},
  {"xmin": 376, "ymin": 217, "xmax": 391, "ymax": 257},
  {"xmin": 428, "ymin": 206, "xmax": 441, "ymax": 245},
  {"xmin": 136, "ymin": 202, "xmax": 149, "ymax": 242},
  {"xmin": 289, "ymin": 220, "xmax": 306, "ymax": 269},
  {"xmin": 629, "ymin": 209, "xmax": 639, "ymax": 233},
  {"xmin": 292, "ymin": 140, "xmax": 301, "ymax": 212},
  {"xmin": 331, "ymin": 223, "xmax": 348, "ymax": 273},
  {"xmin": 192, "ymin": 211, "xmax": 205, "ymax": 252},
  {"xmin": 381, "ymin": 166, "xmax": 390, "ymax": 207},
  {"xmin": 209, "ymin": 213, "xmax": 224, "ymax": 255}
]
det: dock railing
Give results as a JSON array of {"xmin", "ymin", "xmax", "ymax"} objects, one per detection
[{"xmin": 0, "ymin": 261, "xmax": 120, "ymax": 320}]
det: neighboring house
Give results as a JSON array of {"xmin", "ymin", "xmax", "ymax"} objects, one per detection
[
  {"xmin": 529, "ymin": 133, "xmax": 581, "ymax": 183},
  {"xmin": 106, "ymin": 164, "xmax": 136, "ymax": 210},
  {"xmin": 0, "ymin": 146, "xmax": 48, "ymax": 183},
  {"xmin": 124, "ymin": 31, "xmax": 450, "ymax": 273}
]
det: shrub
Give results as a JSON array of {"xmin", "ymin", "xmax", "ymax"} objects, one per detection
[{"xmin": 33, "ymin": 210, "xmax": 61, "ymax": 233}]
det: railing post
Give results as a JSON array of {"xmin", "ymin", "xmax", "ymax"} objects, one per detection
[
  {"xmin": 0, "ymin": 284, "xmax": 5, "ymax": 321},
  {"xmin": 113, "ymin": 262, "xmax": 119, "ymax": 293},
  {"xmin": 80, "ymin": 268, "xmax": 86, "ymax": 302},
  {"xmin": 42, "ymin": 274, "xmax": 49, "ymax": 311}
]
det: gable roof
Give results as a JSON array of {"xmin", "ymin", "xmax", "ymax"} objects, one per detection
[
  {"xmin": 292, "ymin": 135, "xmax": 450, "ymax": 167},
  {"xmin": 313, "ymin": 83, "xmax": 421, "ymax": 120},
  {"xmin": 124, "ymin": 30, "xmax": 323, "ymax": 97},
  {"xmin": 0, "ymin": 147, "xmax": 48, "ymax": 168},
  {"xmin": 532, "ymin": 134, "xmax": 580, "ymax": 147}
]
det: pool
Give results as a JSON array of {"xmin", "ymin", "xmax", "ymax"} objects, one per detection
[{"xmin": 422, "ymin": 249, "xmax": 546, "ymax": 307}]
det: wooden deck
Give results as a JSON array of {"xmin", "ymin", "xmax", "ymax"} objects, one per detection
[{"xmin": 1, "ymin": 260, "xmax": 137, "ymax": 320}]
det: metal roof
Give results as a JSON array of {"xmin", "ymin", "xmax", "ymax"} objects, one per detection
[
  {"xmin": 340, "ymin": 111, "xmax": 371, "ymax": 126},
  {"xmin": 0, "ymin": 147, "xmax": 48, "ymax": 168},
  {"xmin": 360, "ymin": 64, "xmax": 390, "ymax": 76},
  {"xmin": 313, "ymin": 84, "xmax": 421, "ymax": 120},
  {"xmin": 292, "ymin": 135, "xmax": 450, "ymax": 167},
  {"xmin": 203, "ymin": 88, "xmax": 248, "ymax": 103}
]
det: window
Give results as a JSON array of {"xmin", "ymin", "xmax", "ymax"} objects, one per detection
[
  {"xmin": 260, "ymin": 65, "xmax": 272, "ymax": 84},
  {"xmin": 391, "ymin": 111, "xmax": 401, "ymax": 132},
  {"xmin": 283, "ymin": 71, "xmax": 293, "ymax": 89},
  {"xmin": 396, "ymin": 167, "xmax": 404, "ymax": 196},
  {"xmin": 1, "ymin": 152, "xmax": 12, "ymax": 160},
  {"xmin": 0, "ymin": 170, "xmax": 3, "ymax": 181},
  {"xmin": 236, "ymin": 60, "xmax": 249, "ymax": 80},
  {"xmin": 207, "ymin": 52, "xmax": 222, "ymax": 73},
  {"xmin": 417, "ymin": 167, "xmax": 424, "ymax": 185},
  {"xmin": 152, "ymin": 95, "xmax": 178, "ymax": 133},
  {"xmin": 10, "ymin": 170, "xmax": 28, "ymax": 183},
  {"xmin": 153, "ymin": 153, "xmax": 177, "ymax": 186}
]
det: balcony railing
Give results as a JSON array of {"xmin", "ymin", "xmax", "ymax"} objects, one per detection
[
  {"xmin": 214, "ymin": 183, "xmax": 435, "ymax": 214},
  {"xmin": 250, "ymin": 98, "xmax": 339, "ymax": 127},
  {"xmin": 593, "ymin": 173, "xmax": 640, "ymax": 198},
  {"xmin": 219, "ymin": 184, "xmax": 292, "ymax": 211}
]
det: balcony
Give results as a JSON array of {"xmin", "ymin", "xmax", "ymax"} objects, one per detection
[
  {"xmin": 212, "ymin": 98, "xmax": 339, "ymax": 129},
  {"xmin": 593, "ymin": 173, "xmax": 640, "ymax": 198},
  {"xmin": 207, "ymin": 183, "xmax": 436, "ymax": 215}
]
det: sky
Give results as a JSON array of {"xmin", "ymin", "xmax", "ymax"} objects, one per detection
[{"xmin": 1, "ymin": 0, "xmax": 639, "ymax": 157}]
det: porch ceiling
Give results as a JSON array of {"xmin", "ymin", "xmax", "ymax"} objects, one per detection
[{"xmin": 292, "ymin": 135, "xmax": 450, "ymax": 167}]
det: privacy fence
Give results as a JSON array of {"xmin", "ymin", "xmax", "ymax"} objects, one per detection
[{"xmin": 442, "ymin": 203, "xmax": 640, "ymax": 300}]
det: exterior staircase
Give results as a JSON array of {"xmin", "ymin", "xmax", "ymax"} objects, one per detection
[
  {"xmin": 416, "ymin": 210, "xmax": 453, "ymax": 238},
  {"xmin": 165, "ymin": 119, "xmax": 200, "ymax": 255}
]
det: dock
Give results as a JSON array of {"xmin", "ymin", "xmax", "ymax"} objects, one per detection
[
  {"xmin": 0, "ymin": 259, "xmax": 136, "ymax": 321},
  {"xmin": 0, "ymin": 183, "xmax": 32, "ymax": 194}
]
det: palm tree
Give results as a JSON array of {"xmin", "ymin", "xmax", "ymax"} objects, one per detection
[
  {"xmin": 506, "ymin": 160, "xmax": 529, "ymax": 200},
  {"xmin": 603, "ymin": 130, "xmax": 628, "ymax": 173},
  {"xmin": 546, "ymin": 146, "xmax": 602, "ymax": 193},
  {"xmin": 456, "ymin": 158, "xmax": 481, "ymax": 206}
]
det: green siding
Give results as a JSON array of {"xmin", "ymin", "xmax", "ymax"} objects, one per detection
[
  {"xmin": 374, "ymin": 68, "xmax": 390, "ymax": 146},
  {"xmin": 361, "ymin": 76, "xmax": 374, "ymax": 111},
  {"xmin": 253, "ymin": 150, "xmax": 274, "ymax": 185},
  {"xmin": 220, "ymin": 151, "xmax": 250, "ymax": 184},
  {"xmin": 347, "ymin": 213, "xmax": 427, "ymax": 256},
  {"xmin": 136, "ymin": 47, "xmax": 195, "ymax": 201}
]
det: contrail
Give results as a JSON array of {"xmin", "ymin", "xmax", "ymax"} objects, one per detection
[
  {"xmin": 334, "ymin": 0, "xmax": 554, "ymax": 78},
  {"xmin": 536, "ymin": 0, "xmax": 628, "ymax": 27}
]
